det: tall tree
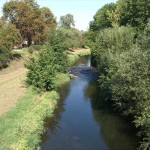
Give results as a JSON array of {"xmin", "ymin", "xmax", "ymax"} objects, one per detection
[
  {"xmin": 89, "ymin": 3, "xmax": 116, "ymax": 31},
  {"xmin": 37, "ymin": 7, "xmax": 57, "ymax": 43},
  {"xmin": 117, "ymin": 0, "xmax": 150, "ymax": 30},
  {"xmin": 59, "ymin": 14, "xmax": 75, "ymax": 28},
  {"xmin": 3, "ymin": 0, "xmax": 57, "ymax": 46}
]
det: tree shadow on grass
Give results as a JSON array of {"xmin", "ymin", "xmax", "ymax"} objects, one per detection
[{"xmin": 12, "ymin": 53, "xmax": 22, "ymax": 60}]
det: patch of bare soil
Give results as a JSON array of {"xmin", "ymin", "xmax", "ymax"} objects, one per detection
[{"xmin": 0, "ymin": 58, "xmax": 27, "ymax": 116}]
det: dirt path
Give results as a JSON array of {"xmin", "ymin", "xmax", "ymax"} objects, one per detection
[{"xmin": 0, "ymin": 58, "xmax": 27, "ymax": 116}]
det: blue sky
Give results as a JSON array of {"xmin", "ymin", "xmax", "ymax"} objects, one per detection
[{"xmin": 0, "ymin": 0, "xmax": 118, "ymax": 31}]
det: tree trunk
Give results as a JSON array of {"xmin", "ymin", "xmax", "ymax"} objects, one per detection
[{"xmin": 27, "ymin": 35, "xmax": 32, "ymax": 47}]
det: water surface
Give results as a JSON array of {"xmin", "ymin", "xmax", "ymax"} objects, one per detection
[{"xmin": 40, "ymin": 56, "xmax": 138, "ymax": 150}]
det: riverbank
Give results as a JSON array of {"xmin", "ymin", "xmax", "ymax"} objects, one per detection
[
  {"xmin": 0, "ymin": 48, "xmax": 90, "ymax": 117},
  {"xmin": 40, "ymin": 55, "xmax": 138, "ymax": 150},
  {"xmin": 0, "ymin": 47, "xmax": 91, "ymax": 150},
  {"xmin": 0, "ymin": 48, "xmax": 28, "ymax": 116},
  {"xmin": 68, "ymin": 48, "xmax": 91, "ymax": 65}
]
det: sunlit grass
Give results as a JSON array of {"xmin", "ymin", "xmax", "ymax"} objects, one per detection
[
  {"xmin": 12, "ymin": 48, "xmax": 29, "ymax": 57},
  {"xmin": 0, "ymin": 72, "xmax": 70, "ymax": 150},
  {"xmin": 68, "ymin": 48, "xmax": 91, "ymax": 65},
  {"xmin": 0, "ymin": 88, "xmax": 59, "ymax": 150},
  {"xmin": 0, "ymin": 48, "xmax": 90, "ymax": 149},
  {"xmin": 52, "ymin": 73, "xmax": 70, "ymax": 89}
]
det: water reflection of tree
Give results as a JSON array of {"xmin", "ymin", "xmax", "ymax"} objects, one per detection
[
  {"xmin": 41, "ymin": 82, "xmax": 71, "ymax": 143},
  {"xmin": 84, "ymin": 81, "xmax": 139, "ymax": 150},
  {"xmin": 73, "ymin": 55, "xmax": 90, "ymax": 66}
]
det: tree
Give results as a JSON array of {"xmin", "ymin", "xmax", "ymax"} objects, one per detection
[
  {"xmin": 26, "ymin": 31, "xmax": 68, "ymax": 91},
  {"xmin": 3, "ymin": 0, "xmax": 57, "ymax": 46},
  {"xmin": 117, "ymin": 0, "xmax": 150, "ymax": 31},
  {"xmin": 0, "ymin": 21, "xmax": 21, "ymax": 68},
  {"xmin": 89, "ymin": 3, "xmax": 116, "ymax": 31},
  {"xmin": 59, "ymin": 14, "xmax": 75, "ymax": 28},
  {"xmin": 36, "ymin": 7, "xmax": 57, "ymax": 43},
  {"xmin": 56, "ymin": 27, "xmax": 84, "ymax": 49}
]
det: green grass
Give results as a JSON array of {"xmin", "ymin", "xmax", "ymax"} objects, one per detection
[
  {"xmin": 68, "ymin": 49, "xmax": 91, "ymax": 65},
  {"xmin": 0, "ymin": 73, "xmax": 70, "ymax": 150},
  {"xmin": 78, "ymin": 49, "xmax": 91, "ymax": 56},
  {"xmin": 0, "ymin": 88, "xmax": 59, "ymax": 150},
  {"xmin": 52, "ymin": 73, "xmax": 70, "ymax": 89},
  {"xmin": 68, "ymin": 54, "xmax": 80, "ymax": 65},
  {"xmin": 12, "ymin": 48, "xmax": 29, "ymax": 57},
  {"xmin": 0, "ymin": 48, "xmax": 90, "ymax": 150}
]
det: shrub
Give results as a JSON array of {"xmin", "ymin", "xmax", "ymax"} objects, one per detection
[
  {"xmin": 28, "ymin": 45, "xmax": 44, "ymax": 54},
  {"xmin": 26, "ymin": 44, "xmax": 68, "ymax": 91},
  {"xmin": 0, "ymin": 23, "xmax": 21, "ymax": 69},
  {"xmin": 93, "ymin": 25, "xmax": 150, "ymax": 149},
  {"xmin": 94, "ymin": 26, "xmax": 135, "ymax": 75}
]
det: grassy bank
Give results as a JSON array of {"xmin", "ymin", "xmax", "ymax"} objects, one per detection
[
  {"xmin": 0, "ymin": 48, "xmax": 90, "ymax": 150},
  {"xmin": 0, "ymin": 89, "xmax": 58, "ymax": 150},
  {"xmin": 0, "ymin": 48, "xmax": 29, "ymax": 116},
  {"xmin": 68, "ymin": 48, "xmax": 91, "ymax": 65},
  {"xmin": 0, "ymin": 73, "xmax": 70, "ymax": 150}
]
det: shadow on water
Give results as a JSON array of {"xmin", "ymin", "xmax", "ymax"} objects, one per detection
[
  {"xmin": 41, "ymin": 83, "xmax": 71, "ymax": 141},
  {"xmin": 40, "ymin": 55, "xmax": 139, "ymax": 150},
  {"xmin": 84, "ymin": 81, "xmax": 139, "ymax": 150}
]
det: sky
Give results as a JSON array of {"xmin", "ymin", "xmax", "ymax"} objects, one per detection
[{"xmin": 0, "ymin": 0, "xmax": 118, "ymax": 31}]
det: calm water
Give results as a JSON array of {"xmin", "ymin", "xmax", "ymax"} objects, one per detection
[{"xmin": 40, "ymin": 56, "xmax": 139, "ymax": 150}]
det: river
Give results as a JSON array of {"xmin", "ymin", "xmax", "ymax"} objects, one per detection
[{"xmin": 40, "ymin": 55, "xmax": 139, "ymax": 150}]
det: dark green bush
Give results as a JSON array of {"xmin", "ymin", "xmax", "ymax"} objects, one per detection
[
  {"xmin": 94, "ymin": 26, "xmax": 135, "ymax": 75},
  {"xmin": 93, "ymin": 25, "xmax": 150, "ymax": 149},
  {"xmin": 26, "ymin": 44, "xmax": 68, "ymax": 91},
  {"xmin": 0, "ymin": 23, "xmax": 21, "ymax": 69},
  {"xmin": 28, "ymin": 45, "xmax": 44, "ymax": 54}
]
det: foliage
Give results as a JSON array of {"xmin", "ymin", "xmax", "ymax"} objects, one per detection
[
  {"xmin": 0, "ymin": 21, "xmax": 21, "ymax": 69},
  {"xmin": 28, "ymin": 45, "xmax": 44, "ymax": 54},
  {"xmin": 59, "ymin": 14, "xmax": 75, "ymax": 28},
  {"xmin": 83, "ymin": 30, "xmax": 96, "ymax": 48},
  {"xmin": 3, "ymin": 0, "xmax": 57, "ymax": 46},
  {"xmin": 51, "ymin": 73, "xmax": 70, "ymax": 89},
  {"xmin": 89, "ymin": 3, "xmax": 116, "ymax": 31},
  {"xmin": 93, "ymin": 24, "xmax": 150, "ymax": 149},
  {"xmin": 56, "ymin": 27, "xmax": 84, "ymax": 50},
  {"xmin": 137, "ymin": 19, "xmax": 150, "ymax": 51},
  {"xmin": 26, "ymin": 44, "xmax": 68, "ymax": 91},
  {"xmin": 94, "ymin": 26, "xmax": 135, "ymax": 75},
  {"xmin": 117, "ymin": 0, "xmax": 150, "ymax": 31}
]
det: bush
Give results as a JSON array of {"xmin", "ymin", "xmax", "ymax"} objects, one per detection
[
  {"xmin": 94, "ymin": 26, "xmax": 135, "ymax": 75},
  {"xmin": 26, "ymin": 43, "xmax": 68, "ymax": 91},
  {"xmin": 28, "ymin": 45, "xmax": 44, "ymax": 54},
  {"xmin": 0, "ymin": 23, "xmax": 21, "ymax": 69},
  {"xmin": 93, "ymin": 25, "xmax": 150, "ymax": 149}
]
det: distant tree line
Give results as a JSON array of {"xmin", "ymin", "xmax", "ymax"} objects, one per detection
[{"xmin": 85, "ymin": 0, "xmax": 150, "ymax": 149}]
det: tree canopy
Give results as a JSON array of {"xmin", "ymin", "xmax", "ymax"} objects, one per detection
[
  {"xmin": 85, "ymin": 0, "xmax": 150, "ymax": 149},
  {"xmin": 0, "ymin": 20, "xmax": 21, "ymax": 68},
  {"xmin": 3, "ymin": 0, "xmax": 57, "ymax": 46},
  {"xmin": 89, "ymin": 3, "xmax": 116, "ymax": 31},
  {"xmin": 117, "ymin": 0, "xmax": 150, "ymax": 30},
  {"xmin": 59, "ymin": 14, "xmax": 75, "ymax": 28}
]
